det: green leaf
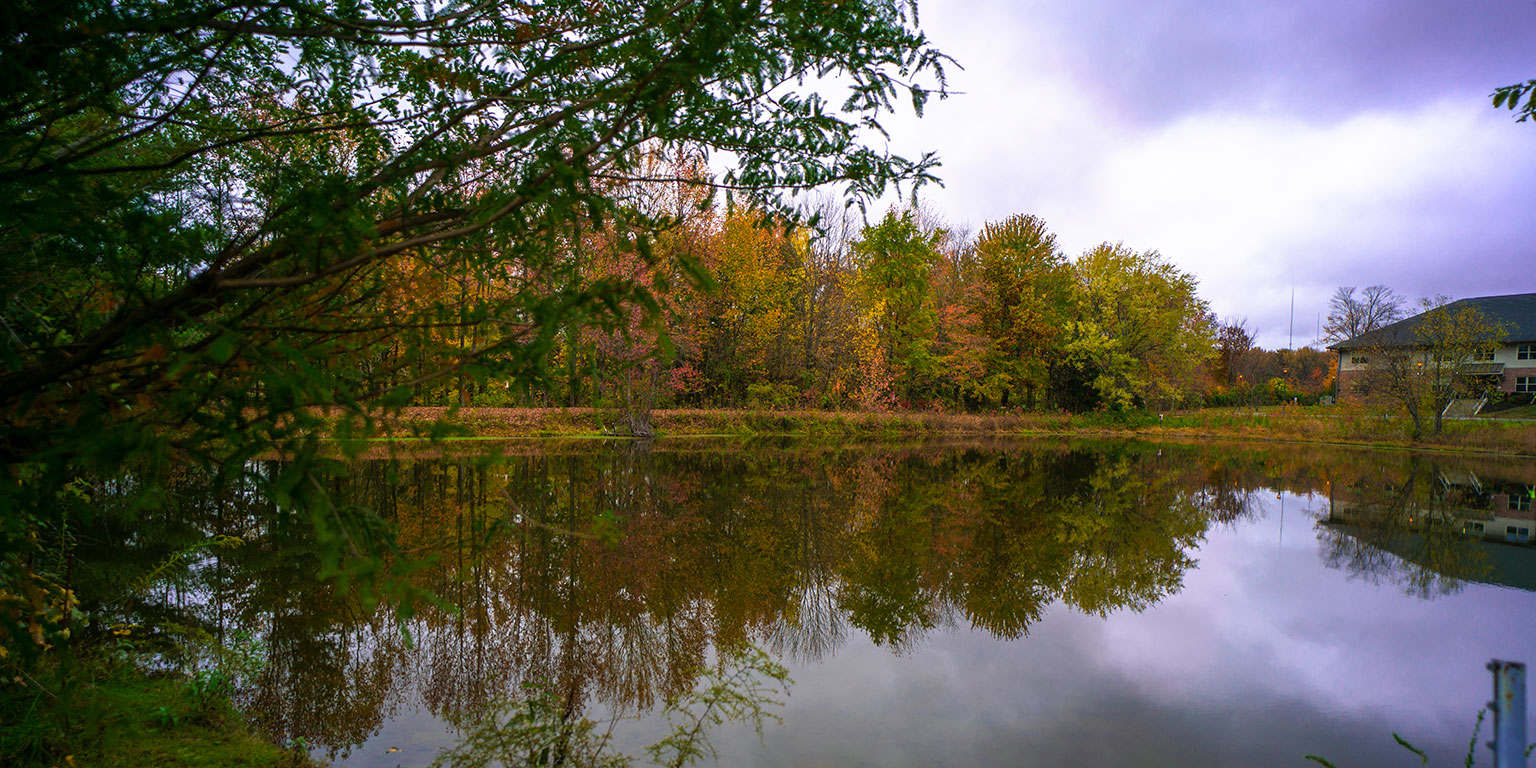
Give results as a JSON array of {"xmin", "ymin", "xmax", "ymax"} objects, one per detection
[
  {"xmin": 207, "ymin": 333, "xmax": 239, "ymax": 364},
  {"xmin": 1394, "ymin": 732, "xmax": 1428, "ymax": 764}
]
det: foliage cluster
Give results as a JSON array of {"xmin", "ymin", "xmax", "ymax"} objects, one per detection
[
  {"xmin": 1493, "ymin": 79, "xmax": 1536, "ymax": 123},
  {"xmin": 0, "ymin": 628, "xmax": 306, "ymax": 768},
  {"xmin": 506, "ymin": 205, "xmax": 1219, "ymax": 418},
  {"xmin": 1204, "ymin": 341, "xmax": 1338, "ymax": 406}
]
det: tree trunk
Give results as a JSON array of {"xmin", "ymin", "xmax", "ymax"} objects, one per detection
[{"xmin": 623, "ymin": 368, "xmax": 656, "ymax": 438}]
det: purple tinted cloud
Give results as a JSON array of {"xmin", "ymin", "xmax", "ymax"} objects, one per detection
[{"xmin": 1041, "ymin": 0, "xmax": 1536, "ymax": 124}]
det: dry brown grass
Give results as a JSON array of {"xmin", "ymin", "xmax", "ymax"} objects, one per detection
[
  {"xmin": 364, "ymin": 405, "xmax": 1536, "ymax": 458},
  {"xmin": 1141, "ymin": 404, "xmax": 1536, "ymax": 457}
]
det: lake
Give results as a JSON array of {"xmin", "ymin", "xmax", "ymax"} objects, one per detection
[{"xmin": 112, "ymin": 438, "xmax": 1536, "ymax": 766}]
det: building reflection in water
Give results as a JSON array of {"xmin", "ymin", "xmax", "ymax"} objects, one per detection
[{"xmin": 1322, "ymin": 457, "xmax": 1536, "ymax": 597}]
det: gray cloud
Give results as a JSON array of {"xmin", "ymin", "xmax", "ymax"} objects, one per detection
[{"xmin": 1036, "ymin": 0, "xmax": 1536, "ymax": 124}]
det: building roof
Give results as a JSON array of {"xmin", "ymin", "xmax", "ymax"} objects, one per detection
[{"xmin": 1328, "ymin": 292, "xmax": 1536, "ymax": 351}]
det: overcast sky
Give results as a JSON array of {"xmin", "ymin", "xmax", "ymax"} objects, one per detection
[{"xmin": 872, "ymin": 0, "xmax": 1536, "ymax": 349}]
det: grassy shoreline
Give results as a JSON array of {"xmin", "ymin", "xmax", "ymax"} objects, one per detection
[
  {"xmin": 2, "ymin": 663, "xmax": 318, "ymax": 768},
  {"xmin": 379, "ymin": 405, "xmax": 1536, "ymax": 458}
]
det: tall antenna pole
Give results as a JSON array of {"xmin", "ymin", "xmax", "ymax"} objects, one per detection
[{"xmin": 1289, "ymin": 287, "xmax": 1295, "ymax": 351}]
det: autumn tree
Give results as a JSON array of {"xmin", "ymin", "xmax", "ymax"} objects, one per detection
[
  {"xmin": 688, "ymin": 208, "xmax": 804, "ymax": 400},
  {"xmin": 581, "ymin": 146, "xmax": 727, "ymax": 431},
  {"xmin": 929, "ymin": 248, "xmax": 990, "ymax": 408},
  {"xmin": 795, "ymin": 199, "xmax": 866, "ymax": 404},
  {"xmin": 964, "ymin": 214, "xmax": 1073, "ymax": 409},
  {"xmin": 1362, "ymin": 297, "xmax": 1508, "ymax": 439},
  {"xmin": 539, "ymin": 145, "xmax": 719, "ymax": 414},
  {"xmin": 1213, "ymin": 317, "xmax": 1256, "ymax": 386},
  {"xmin": 1066, "ymin": 244, "xmax": 1216, "ymax": 410}
]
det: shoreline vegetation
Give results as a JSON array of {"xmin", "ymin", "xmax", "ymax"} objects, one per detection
[
  {"xmin": 367, "ymin": 405, "xmax": 1536, "ymax": 458},
  {"xmin": 1, "ymin": 656, "xmax": 321, "ymax": 768}
]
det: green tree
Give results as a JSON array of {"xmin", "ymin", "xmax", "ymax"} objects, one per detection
[
  {"xmin": 1066, "ymin": 244, "xmax": 1215, "ymax": 410},
  {"xmin": 851, "ymin": 210, "xmax": 943, "ymax": 405},
  {"xmin": 967, "ymin": 214, "xmax": 1073, "ymax": 409}
]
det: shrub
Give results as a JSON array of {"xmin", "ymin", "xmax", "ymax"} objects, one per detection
[{"xmin": 746, "ymin": 382, "xmax": 802, "ymax": 411}]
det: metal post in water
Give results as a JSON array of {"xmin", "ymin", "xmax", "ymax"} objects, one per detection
[{"xmin": 1489, "ymin": 659, "xmax": 1527, "ymax": 768}]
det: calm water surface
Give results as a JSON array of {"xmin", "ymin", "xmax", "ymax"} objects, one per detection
[{"xmin": 122, "ymin": 439, "xmax": 1536, "ymax": 766}]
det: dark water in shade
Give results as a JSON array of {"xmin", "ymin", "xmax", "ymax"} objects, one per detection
[{"xmin": 107, "ymin": 438, "xmax": 1536, "ymax": 766}]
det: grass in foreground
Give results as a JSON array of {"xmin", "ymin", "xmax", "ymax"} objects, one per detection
[
  {"xmin": 1481, "ymin": 403, "xmax": 1536, "ymax": 420},
  {"xmin": 0, "ymin": 656, "xmax": 313, "ymax": 768}
]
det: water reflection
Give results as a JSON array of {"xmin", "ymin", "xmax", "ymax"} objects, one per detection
[
  {"xmin": 1321, "ymin": 456, "xmax": 1536, "ymax": 597},
  {"xmin": 84, "ymin": 439, "xmax": 1536, "ymax": 763}
]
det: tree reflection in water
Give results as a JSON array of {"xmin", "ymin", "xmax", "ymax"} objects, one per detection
[{"xmin": 85, "ymin": 439, "xmax": 1533, "ymax": 760}]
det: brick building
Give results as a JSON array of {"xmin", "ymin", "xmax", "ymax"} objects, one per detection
[{"xmin": 1329, "ymin": 292, "xmax": 1536, "ymax": 402}]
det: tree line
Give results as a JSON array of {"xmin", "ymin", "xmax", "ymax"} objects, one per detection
[{"xmin": 414, "ymin": 183, "xmax": 1221, "ymax": 419}]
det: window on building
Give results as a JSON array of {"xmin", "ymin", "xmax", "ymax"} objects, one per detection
[
  {"xmin": 1517, "ymin": 377, "xmax": 1536, "ymax": 394},
  {"xmin": 1350, "ymin": 355, "xmax": 1369, "ymax": 365},
  {"xmin": 1513, "ymin": 494, "xmax": 1532, "ymax": 513},
  {"xmin": 1519, "ymin": 344, "xmax": 1535, "ymax": 360},
  {"xmin": 1469, "ymin": 349, "xmax": 1495, "ymax": 362}
]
